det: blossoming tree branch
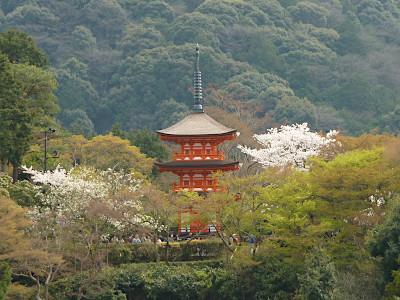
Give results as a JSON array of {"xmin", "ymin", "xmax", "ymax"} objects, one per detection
[{"xmin": 238, "ymin": 123, "xmax": 338, "ymax": 171}]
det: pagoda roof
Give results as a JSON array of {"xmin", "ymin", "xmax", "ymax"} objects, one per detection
[
  {"xmin": 155, "ymin": 160, "xmax": 239, "ymax": 169},
  {"xmin": 157, "ymin": 112, "xmax": 236, "ymax": 137}
]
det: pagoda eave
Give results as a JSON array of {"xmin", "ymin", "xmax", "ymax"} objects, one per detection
[
  {"xmin": 155, "ymin": 160, "xmax": 238, "ymax": 168},
  {"xmin": 157, "ymin": 132, "xmax": 237, "ymax": 142},
  {"xmin": 157, "ymin": 165, "xmax": 238, "ymax": 173},
  {"xmin": 155, "ymin": 160, "xmax": 238, "ymax": 173}
]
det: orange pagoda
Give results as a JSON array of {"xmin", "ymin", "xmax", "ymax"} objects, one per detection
[{"xmin": 155, "ymin": 45, "xmax": 239, "ymax": 233}]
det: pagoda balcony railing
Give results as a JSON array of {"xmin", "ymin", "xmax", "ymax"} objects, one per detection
[
  {"xmin": 173, "ymin": 152, "xmax": 225, "ymax": 161},
  {"xmin": 171, "ymin": 183, "xmax": 226, "ymax": 192}
]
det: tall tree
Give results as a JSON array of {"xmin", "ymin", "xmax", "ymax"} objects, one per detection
[
  {"xmin": 367, "ymin": 197, "xmax": 400, "ymax": 284},
  {"xmin": 0, "ymin": 53, "xmax": 32, "ymax": 181},
  {"xmin": 0, "ymin": 28, "xmax": 49, "ymax": 68},
  {"xmin": 0, "ymin": 29, "xmax": 58, "ymax": 182}
]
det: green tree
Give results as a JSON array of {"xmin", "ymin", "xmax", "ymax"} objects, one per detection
[
  {"xmin": 154, "ymin": 98, "xmax": 190, "ymax": 129},
  {"xmin": 134, "ymin": 1, "xmax": 175, "ymax": 23},
  {"xmin": 82, "ymin": 134, "xmax": 154, "ymax": 174},
  {"xmin": 111, "ymin": 124, "xmax": 170, "ymax": 166},
  {"xmin": 196, "ymin": 0, "xmax": 240, "ymax": 26},
  {"xmin": 107, "ymin": 44, "xmax": 250, "ymax": 129},
  {"xmin": 356, "ymin": 0, "xmax": 393, "ymax": 25},
  {"xmin": 55, "ymin": 66, "xmax": 99, "ymax": 119},
  {"xmin": 234, "ymin": 31, "xmax": 286, "ymax": 74},
  {"xmin": 228, "ymin": 1, "xmax": 272, "ymax": 26},
  {"xmin": 117, "ymin": 24, "xmax": 165, "ymax": 58},
  {"xmin": 309, "ymin": 27, "xmax": 340, "ymax": 48},
  {"xmin": 0, "ymin": 29, "xmax": 59, "ymax": 181},
  {"xmin": 82, "ymin": 0, "xmax": 127, "ymax": 41},
  {"xmin": 272, "ymin": 95, "xmax": 317, "ymax": 128},
  {"xmin": 0, "ymin": 0, "xmax": 30, "ymax": 14},
  {"xmin": 299, "ymin": 248, "xmax": 337, "ymax": 300},
  {"xmin": 328, "ymin": 76, "xmax": 397, "ymax": 115},
  {"xmin": 0, "ymin": 53, "xmax": 32, "ymax": 181},
  {"xmin": 130, "ymin": 129, "xmax": 170, "ymax": 162},
  {"xmin": 367, "ymin": 197, "xmax": 400, "ymax": 284},
  {"xmin": 0, "ymin": 28, "xmax": 49, "ymax": 67},
  {"xmin": 167, "ymin": 12, "xmax": 224, "ymax": 48},
  {"xmin": 3, "ymin": 4, "xmax": 59, "ymax": 31},
  {"xmin": 58, "ymin": 109, "xmax": 94, "ymax": 134},
  {"xmin": 249, "ymin": 0, "xmax": 291, "ymax": 28},
  {"xmin": 385, "ymin": 255, "xmax": 400, "ymax": 298},
  {"xmin": 71, "ymin": 26, "xmax": 96, "ymax": 51},
  {"xmin": 288, "ymin": 63, "xmax": 321, "ymax": 103},
  {"xmin": 0, "ymin": 262, "xmax": 11, "ymax": 300},
  {"xmin": 380, "ymin": 105, "xmax": 400, "ymax": 134},
  {"xmin": 288, "ymin": 1, "xmax": 329, "ymax": 27},
  {"xmin": 334, "ymin": 18, "xmax": 366, "ymax": 56}
]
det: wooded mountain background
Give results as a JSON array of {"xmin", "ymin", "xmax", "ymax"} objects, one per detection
[{"xmin": 1, "ymin": 0, "xmax": 399, "ymax": 136}]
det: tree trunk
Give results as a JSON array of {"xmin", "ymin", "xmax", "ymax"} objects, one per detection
[
  {"xmin": 30, "ymin": 274, "xmax": 42, "ymax": 300},
  {"xmin": 154, "ymin": 238, "xmax": 159, "ymax": 265},
  {"xmin": 45, "ymin": 283, "xmax": 49, "ymax": 300},
  {"xmin": 166, "ymin": 240, "xmax": 170, "ymax": 265},
  {"xmin": 12, "ymin": 165, "xmax": 18, "ymax": 184}
]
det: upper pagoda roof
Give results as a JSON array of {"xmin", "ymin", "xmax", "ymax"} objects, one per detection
[{"xmin": 157, "ymin": 111, "xmax": 236, "ymax": 137}]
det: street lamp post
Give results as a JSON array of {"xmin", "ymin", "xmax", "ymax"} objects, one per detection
[{"xmin": 44, "ymin": 128, "xmax": 56, "ymax": 172}]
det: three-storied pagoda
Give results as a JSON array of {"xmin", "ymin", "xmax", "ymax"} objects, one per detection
[{"xmin": 155, "ymin": 45, "xmax": 239, "ymax": 233}]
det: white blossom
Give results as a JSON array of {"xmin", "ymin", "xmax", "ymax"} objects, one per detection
[
  {"xmin": 22, "ymin": 166, "xmax": 145, "ymax": 231},
  {"xmin": 238, "ymin": 123, "xmax": 337, "ymax": 171}
]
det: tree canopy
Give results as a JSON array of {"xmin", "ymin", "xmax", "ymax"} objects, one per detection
[{"xmin": 0, "ymin": 0, "xmax": 399, "ymax": 135}]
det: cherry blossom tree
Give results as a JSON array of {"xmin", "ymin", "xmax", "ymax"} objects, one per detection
[
  {"xmin": 238, "ymin": 123, "xmax": 338, "ymax": 171},
  {"xmin": 21, "ymin": 166, "xmax": 146, "ymax": 274}
]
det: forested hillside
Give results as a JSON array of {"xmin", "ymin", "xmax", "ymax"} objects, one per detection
[
  {"xmin": 5, "ymin": 3, "xmax": 400, "ymax": 298},
  {"xmin": 1, "ymin": 0, "xmax": 399, "ymax": 135}
]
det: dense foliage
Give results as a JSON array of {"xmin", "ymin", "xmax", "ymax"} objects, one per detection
[
  {"xmin": 1, "ymin": 129, "xmax": 400, "ymax": 299},
  {"xmin": 1, "ymin": 0, "xmax": 400, "ymax": 135},
  {"xmin": 3, "ymin": 2, "xmax": 400, "ymax": 299}
]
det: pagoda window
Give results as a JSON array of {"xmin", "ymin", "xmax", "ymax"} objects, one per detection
[
  {"xmin": 193, "ymin": 143, "xmax": 203, "ymax": 149},
  {"xmin": 183, "ymin": 180, "xmax": 190, "ymax": 186},
  {"xmin": 185, "ymin": 150, "xmax": 190, "ymax": 154},
  {"xmin": 207, "ymin": 180, "xmax": 213, "ymax": 185}
]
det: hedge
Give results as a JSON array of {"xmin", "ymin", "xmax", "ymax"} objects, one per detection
[{"xmin": 105, "ymin": 239, "xmax": 226, "ymax": 265}]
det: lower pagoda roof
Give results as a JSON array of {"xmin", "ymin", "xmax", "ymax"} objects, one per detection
[{"xmin": 155, "ymin": 160, "xmax": 239, "ymax": 169}]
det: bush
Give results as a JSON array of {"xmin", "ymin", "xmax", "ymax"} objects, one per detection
[
  {"xmin": 108, "ymin": 245, "xmax": 134, "ymax": 265},
  {"xmin": 5, "ymin": 283, "xmax": 35, "ymax": 300},
  {"xmin": 0, "ymin": 262, "xmax": 11, "ymax": 300},
  {"xmin": 51, "ymin": 261, "xmax": 226, "ymax": 300},
  {"xmin": 105, "ymin": 239, "xmax": 225, "ymax": 265}
]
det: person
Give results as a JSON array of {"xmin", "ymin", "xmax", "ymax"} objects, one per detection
[
  {"xmin": 185, "ymin": 232, "xmax": 193, "ymax": 240},
  {"xmin": 232, "ymin": 234, "xmax": 239, "ymax": 244},
  {"xmin": 168, "ymin": 234, "xmax": 175, "ymax": 242},
  {"xmin": 111, "ymin": 235, "xmax": 119, "ymax": 243},
  {"xmin": 247, "ymin": 235, "xmax": 255, "ymax": 244},
  {"xmin": 132, "ymin": 235, "xmax": 142, "ymax": 243}
]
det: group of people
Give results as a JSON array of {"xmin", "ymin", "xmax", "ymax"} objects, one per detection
[{"xmin": 108, "ymin": 233, "xmax": 197, "ymax": 244}]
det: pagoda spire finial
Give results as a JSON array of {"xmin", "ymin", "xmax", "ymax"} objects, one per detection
[{"xmin": 193, "ymin": 44, "xmax": 204, "ymax": 113}]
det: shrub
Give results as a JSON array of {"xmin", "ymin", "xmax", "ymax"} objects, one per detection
[
  {"xmin": 105, "ymin": 239, "xmax": 225, "ymax": 265},
  {"xmin": 0, "ymin": 262, "xmax": 11, "ymax": 300}
]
